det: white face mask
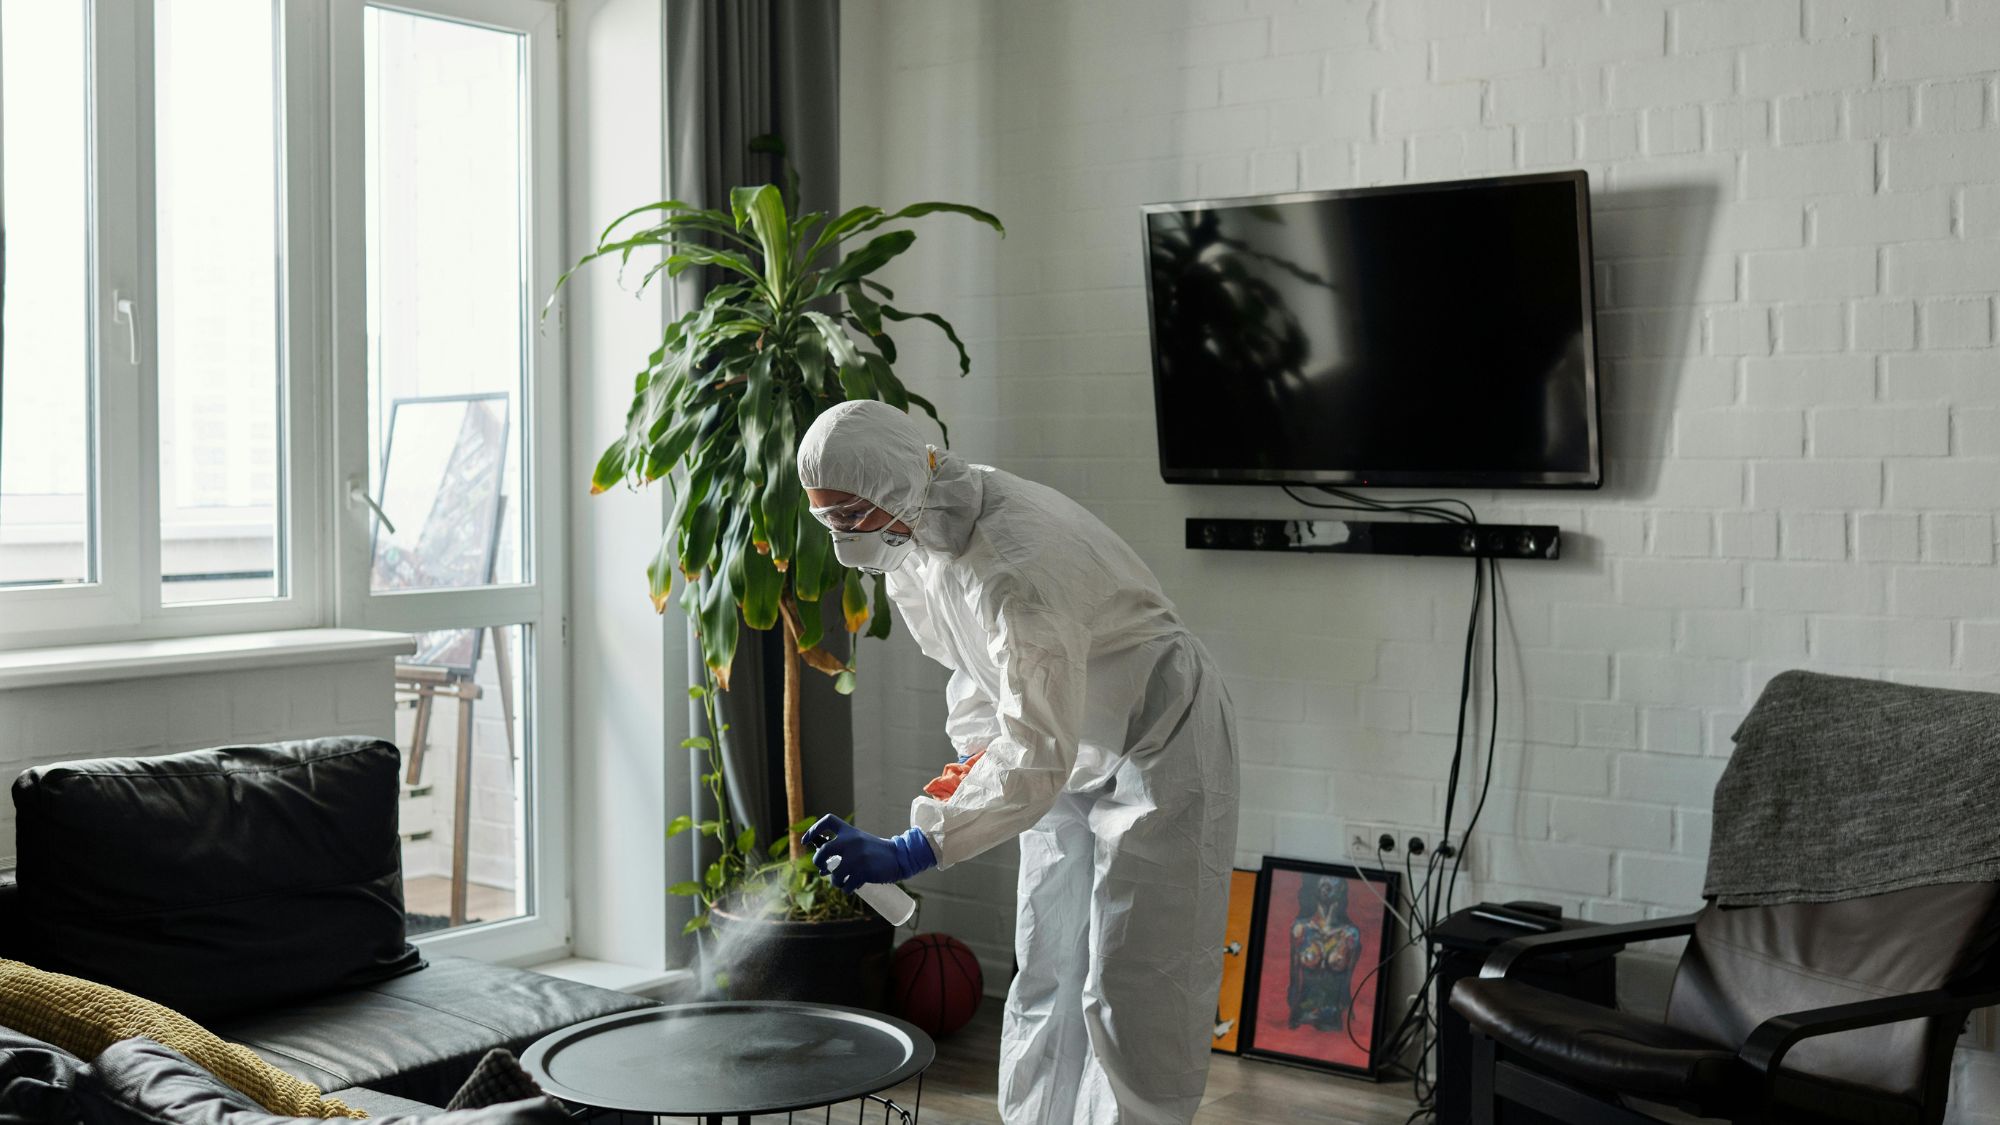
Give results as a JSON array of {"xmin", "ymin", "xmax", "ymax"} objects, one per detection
[{"xmin": 830, "ymin": 527, "xmax": 918, "ymax": 575}]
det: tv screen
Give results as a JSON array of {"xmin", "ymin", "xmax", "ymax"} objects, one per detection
[{"xmin": 1143, "ymin": 171, "xmax": 1601, "ymax": 488}]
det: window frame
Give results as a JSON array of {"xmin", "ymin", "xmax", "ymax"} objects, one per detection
[
  {"xmin": 0, "ymin": 0, "xmax": 328, "ymax": 650},
  {"xmin": 328, "ymin": 0, "xmax": 568, "ymax": 964}
]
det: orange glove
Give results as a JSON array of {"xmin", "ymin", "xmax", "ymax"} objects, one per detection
[{"xmin": 922, "ymin": 750, "xmax": 985, "ymax": 800}]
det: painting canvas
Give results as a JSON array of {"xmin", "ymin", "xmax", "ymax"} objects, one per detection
[
  {"xmin": 1212, "ymin": 868, "xmax": 1258, "ymax": 1054},
  {"xmin": 1240, "ymin": 857, "xmax": 1399, "ymax": 1079}
]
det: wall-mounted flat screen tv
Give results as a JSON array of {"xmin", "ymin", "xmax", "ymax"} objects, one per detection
[{"xmin": 1142, "ymin": 170, "xmax": 1601, "ymax": 489}]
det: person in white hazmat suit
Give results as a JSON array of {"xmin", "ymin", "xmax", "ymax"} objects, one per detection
[{"xmin": 795, "ymin": 400, "xmax": 1240, "ymax": 1125}]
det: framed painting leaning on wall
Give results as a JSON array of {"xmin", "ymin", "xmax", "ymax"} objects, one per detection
[{"xmin": 1239, "ymin": 857, "xmax": 1400, "ymax": 1079}]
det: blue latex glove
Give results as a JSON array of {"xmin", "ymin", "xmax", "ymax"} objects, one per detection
[{"xmin": 804, "ymin": 815, "xmax": 935, "ymax": 891}]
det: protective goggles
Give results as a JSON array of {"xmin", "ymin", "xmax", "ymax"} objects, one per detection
[{"xmin": 808, "ymin": 496, "xmax": 893, "ymax": 533}]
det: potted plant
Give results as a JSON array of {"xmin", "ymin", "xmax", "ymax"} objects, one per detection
[{"xmin": 558, "ymin": 141, "xmax": 1000, "ymax": 1005}]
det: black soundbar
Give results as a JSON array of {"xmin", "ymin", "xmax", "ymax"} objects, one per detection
[{"xmin": 1186, "ymin": 518, "xmax": 1561, "ymax": 560}]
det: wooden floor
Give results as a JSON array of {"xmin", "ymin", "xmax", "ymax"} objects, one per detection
[{"xmin": 738, "ymin": 1002, "xmax": 1421, "ymax": 1125}]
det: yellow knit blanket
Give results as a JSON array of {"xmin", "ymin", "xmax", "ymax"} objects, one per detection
[{"xmin": 0, "ymin": 959, "xmax": 365, "ymax": 1119}]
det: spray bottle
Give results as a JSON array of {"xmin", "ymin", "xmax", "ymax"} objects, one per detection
[{"xmin": 824, "ymin": 856, "xmax": 916, "ymax": 926}]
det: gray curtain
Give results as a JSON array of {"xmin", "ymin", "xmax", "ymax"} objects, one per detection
[{"xmin": 667, "ymin": 0, "xmax": 850, "ymax": 868}]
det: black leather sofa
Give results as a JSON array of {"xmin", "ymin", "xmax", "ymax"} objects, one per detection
[{"xmin": 0, "ymin": 737, "xmax": 660, "ymax": 1118}]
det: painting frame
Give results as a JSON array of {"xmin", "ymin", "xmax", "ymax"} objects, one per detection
[
  {"xmin": 1212, "ymin": 868, "xmax": 1260, "ymax": 1055},
  {"xmin": 1239, "ymin": 856, "xmax": 1401, "ymax": 1080}
]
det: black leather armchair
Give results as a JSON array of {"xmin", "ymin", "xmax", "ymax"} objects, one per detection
[{"xmin": 1450, "ymin": 883, "xmax": 2000, "ymax": 1125}]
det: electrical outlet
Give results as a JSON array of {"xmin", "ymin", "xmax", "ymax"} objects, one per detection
[{"xmin": 1346, "ymin": 823, "xmax": 1398, "ymax": 862}]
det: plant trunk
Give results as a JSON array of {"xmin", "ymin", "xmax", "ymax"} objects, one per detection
[{"xmin": 782, "ymin": 609, "xmax": 806, "ymax": 859}]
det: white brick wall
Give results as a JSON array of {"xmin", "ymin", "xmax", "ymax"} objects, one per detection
[{"xmin": 843, "ymin": 2, "xmax": 2000, "ymax": 1105}]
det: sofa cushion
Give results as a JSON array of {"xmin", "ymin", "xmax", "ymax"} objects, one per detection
[
  {"xmin": 12, "ymin": 738, "xmax": 422, "ymax": 1022},
  {"xmin": 0, "ymin": 959, "xmax": 361, "ymax": 1118},
  {"xmin": 212, "ymin": 956, "xmax": 657, "ymax": 1107},
  {"xmin": 0, "ymin": 1025, "xmax": 85, "ymax": 1124},
  {"xmin": 76, "ymin": 1039, "xmax": 565, "ymax": 1125}
]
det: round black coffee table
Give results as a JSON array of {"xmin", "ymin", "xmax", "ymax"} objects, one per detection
[{"xmin": 520, "ymin": 1001, "xmax": 936, "ymax": 1124}]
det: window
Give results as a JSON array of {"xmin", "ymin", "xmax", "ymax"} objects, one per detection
[
  {"xmin": 0, "ymin": 0, "xmax": 566, "ymax": 961},
  {"xmin": 155, "ymin": 0, "xmax": 285, "ymax": 604},
  {"xmin": 0, "ymin": 1, "xmax": 96, "ymax": 591}
]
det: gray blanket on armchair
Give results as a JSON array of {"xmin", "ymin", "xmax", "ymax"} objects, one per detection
[{"xmin": 1705, "ymin": 669, "xmax": 2000, "ymax": 907}]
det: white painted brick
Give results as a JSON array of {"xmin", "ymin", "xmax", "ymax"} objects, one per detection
[
  {"xmin": 1642, "ymin": 707, "xmax": 1705, "ymax": 754},
  {"xmin": 1707, "ymin": 306, "xmax": 1773, "ymax": 355},
  {"xmin": 1492, "ymin": 0, "xmax": 1600, "ymax": 26},
  {"xmin": 1520, "ymin": 650, "xmax": 1613, "ymax": 700},
  {"xmin": 1547, "ymin": 9, "xmax": 1666, "ymax": 67},
  {"xmin": 1578, "ymin": 701, "xmax": 1640, "ymax": 750},
  {"xmin": 1675, "ymin": 0, "xmax": 1801, "ymax": 54},
  {"xmin": 1248, "ymin": 148, "xmax": 1300, "ymax": 192},
  {"xmin": 1880, "ymin": 22, "xmax": 2000, "ymax": 82},
  {"xmin": 1742, "ymin": 37, "xmax": 1875, "ymax": 98},
  {"xmin": 1380, "ymin": 82, "xmax": 1483, "ymax": 135},
  {"xmin": 1749, "ymin": 459, "xmax": 1883, "ymax": 508},
  {"xmin": 1596, "ymin": 308, "xmax": 1702, "ymax": 357},
  {"xmin": 1556, "ymin": 604, "xmax": 1676, "ymax": 651},
  {"xmin": 1679, "ymin": 610, "xmax": 1809, "ymax": 660},
  {"xmin": 1679, "ymin": 809, "xmax": 1715, "ymax": 855},
  {"xmin": 1611, "ymin": 254, "xmax": 1736, "ymax": 306},
  {"xmin": 1620, "ymin": 558, "xmax": 1744, "ymax": 609},
  {"xmin": 1642, "ymin": 105, "xmax": 1703, "ymax": 155},
  {"xmin": 1886, "ymin": 460, "xmax": 2000, "ymax": 509},
  {"xmin": 1551, "ymin": 797, "xmax": 1674, "ymax": 850},
  {"xmin": 1961, "ymin": 621, "xmax": 2000, "ymax": 668},
  {"xmin": 1922, "ymin": 513, "xmax": 1997, "ymax": 565},
  {"xmin": 1323, "ymin": 45, "xmax": 1430, "ymax": 90},
  {"xmin": 1409, "ymin": 127, "xmax": 1517, "ymax": 178},
  {"xmin": 1380, "ymin": 0, "xmax": 1485, "ymax": 42},
  {"xmin": 1243, "ymin": 766, "xmax": 1332, "ymax": 814},
  {"xmin": 1774, "ymin": 303, "xmax": 1845, "ymax": 353},
  {"xmin": 1618, "ymin": 853, "xmax": 1708, "ymax": 907},
  {"xmin": 1268, "ymin": 4, "xmax": 1370, "ymax": 54},
  {"xmin": 1880, "ymin": 133, "xmax": 2000, "ymax": 191},
  {"xmin": 1586, "ymin": 508, "xmax": 1647, "ymax": 556},
  {"xmin": 1846, "ymin": 86, "xmax": 1915, "ymax": 140},
  {"xmin": 1955, "ymin": 407, "xmax": 2000, "ymax": 456},
  {"xmin": 1519, "ymin": 119, "xmax": 1578, "ymax": 167},
  {"xmin": 1182, "ymin": 18, "xmax": 1273, "ymax": 64},
  {"xmin": 1609, "ymin": 52, "xmax": 1734, "ymax": 111},
  {"xmin": 1614, "ymin": 752, "xmax": 1730, "ymax": 806},
  {"xmin": 1706, "ymin": 101, "xmax": 1772, "ymax": 150},
  {"xmin": 1742, "ymin": 144, "xmax": 1876, "ymax": 201},
  {"xmin": 1775, "ymin": 94, "xmax": 1841, "ymax": 146},
  {"xmin": 1579, "ymin": 112, "xmax": 1642, "ymax": 161},
  {"xmin": 1434, "ymin": 27, "xmax": 1543, "ymax": 81},
  {"xmin": 1352, "ymin": 139, "xmax": 1405, "ymax": 184},
  {"xmin": 1616, "ymin": 652, "xmax": 1746, "ymax": 706},
  {"xmin": 1675, "ymin": 410, "xmax": 1803, "ymax": 459},
  {"xmin": 1919, "ymin": 298, "xmax": 1995, "ymax": 349},
  {"xmin": 1269, "ymin": 96, "xmax": 1372, "ymax": 144},
  {"xmin": 1716, "ymin": 511, "xmax": 1780, "ymax": 560},
  {"xmin": 1221, "ymin": 52, "xmax": 1322, "ymax": 104},
  {"xmin": 1856, "ymin": 512, "xmax": 1921, "ymax": 562},
  {"xmin": 1636, "ymin": 460, "xmax": 1747, "ymax": 508},
  {"xmin": 1967, "ymin": 185, "xmax": 2000, "ymax": 240},
  {"xmin": 1744, "ymin": 354, "xmax": 1880, "ymax": 402},
  {"xmin": 1806, "ymin": 0, "xmax": 1950, "ymax": 39},
  {"xmin": 1917, "ymin": 79, "xmax": 1990, "ymax": 132},
  {"xmin": 1880, "ymin": 241, "xmax": 2000, "ymax": 296},
  {"xmin": 1812, "ymin": 615, "xmax": 1954, "ymax": 669},
  {"xmin": 1881, "ymin": 353, "xmax": 2000, "ymax": 404},
  {"xmin": 1894, "ymin": 567, "xmax": 2000, "ymax": 618},
  {"xmin": 1745, "ymin": 246, "xmax": 1877, "ymax": 300},
  {"xmin": 1850, "ymin": 298, "xmax": 1917, "ymax": 351},
  {"xmin": 1812, "ymin": 406, "xmax": 1950, "ymax": 457},
  {"xmin": 1650, "ymin": 510, "xmax": 1715, "ymax": 557},
  {"xmin": 1329, "ymin": 774, "xmax": 1438, "ymax": 825},
  {"xmin": 1780, "ymin": 512, "xmax": 1848, "ymax": 560},
  {"xmin": 1492, "ymin": 71, "xmax": 1605, "ymax": 122},
  {"xmin": 1359, "ymin": 687, "xmax": 1411, "ymax": 732},
  {"xmin": 1484, "ymin": 838, "xmax": 1613, "ymax": 897},
  {"xmin": 1519, "ymin": 746, "xmax": 1614, "ymax": 797},
  {"xmin": 1746, "ymin": 561, "xmax": 1888, "ymax": 613}
]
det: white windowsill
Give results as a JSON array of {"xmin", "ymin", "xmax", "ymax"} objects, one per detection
[
  {"xmin": 0, "ymin": 628, "xmax": 417, "ymax": 691},
  {"xmin": 527, "ymin": 957, "xmax": 690, "ymax": 999}
]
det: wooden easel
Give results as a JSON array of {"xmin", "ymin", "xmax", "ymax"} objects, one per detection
[{"xmin": 397, "ymin": 626, "xmax": 518, "ymax": 926}]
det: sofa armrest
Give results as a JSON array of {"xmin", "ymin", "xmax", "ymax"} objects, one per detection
[
  {"xmin": 1479, "ymin": 912, "xmax": 1701, "ymax": 980},
  {"xmin": 1737, "ymin": 984, "xmax": 2000, "ymax": 1079}
]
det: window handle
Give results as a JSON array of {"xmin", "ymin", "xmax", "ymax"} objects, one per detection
[
  {"xmin": 112, "ymin": 289, "xmax": 138, "ymax": 365},
  {"xmin": 348, "ymin": 478, "xmax": 398, "ymax": 535}
]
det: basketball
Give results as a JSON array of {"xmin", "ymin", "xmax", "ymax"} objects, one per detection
[{"xmin": 891, "ymin": 933, "xmax": 983, "ymax": 1036}]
